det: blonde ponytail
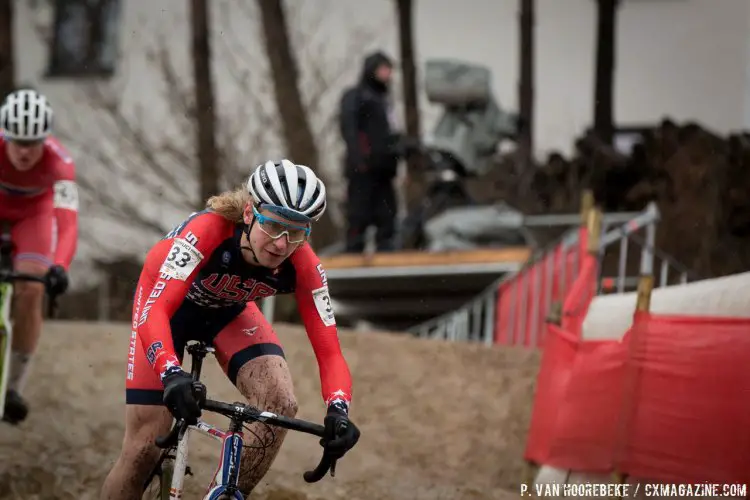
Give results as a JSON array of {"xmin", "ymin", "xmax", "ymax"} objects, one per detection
[{"xmin": 205, "ymin": 186, "xmax": 252, "ymax": 223}]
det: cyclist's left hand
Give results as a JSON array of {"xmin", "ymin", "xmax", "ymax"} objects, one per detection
[
  {"xmin": 320, "ymin": 402, "xmax": 360, "ymax": 459},
  {"xmin": 45, "ymin": 264, "xmax": 69, "ymax": 296}
]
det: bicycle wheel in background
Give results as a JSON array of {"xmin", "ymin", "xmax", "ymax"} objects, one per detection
[{"xmin": 0, "ymin": 317, "xmax": 11, "ymax": 421}]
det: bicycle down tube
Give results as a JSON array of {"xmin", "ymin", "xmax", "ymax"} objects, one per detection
[{"xmin": 164, "ymin": 418, "xmax": 245, "ymax": 499}]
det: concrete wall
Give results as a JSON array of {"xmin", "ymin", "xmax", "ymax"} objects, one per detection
[{"xmin": 583, "ymin": 271, "xmax": 750, "ymax": 341}]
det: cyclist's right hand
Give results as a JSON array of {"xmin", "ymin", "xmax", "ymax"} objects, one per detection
[
  {"xmin": 320, "ymin": 402, "xmax": 360, "ymax": 459},
  {"xmin": 162, "ymin": 369, "xmax": 205, "ymax": 425},
  {"xmin": 45, "ymin": 264, "xmax": 69, "ymax": 296}
]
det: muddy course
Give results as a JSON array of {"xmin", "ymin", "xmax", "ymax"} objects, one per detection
[{"xmin": 0, "ymin": 322, "xmax": 539, "ymax": 499}]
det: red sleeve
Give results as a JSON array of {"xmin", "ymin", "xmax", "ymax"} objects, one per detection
[
  {"xmin": 50, "ymin": 150, "xmax": 79, "ymax": 270},
  {"xmin": 291, "ymin": 244, "xmax": 353, "ymax": 409},
  {"xmin": 137, "ymin": 212, "xmax": 231, "ymax": 381}
]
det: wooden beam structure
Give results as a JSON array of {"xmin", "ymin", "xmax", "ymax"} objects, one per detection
[{"xmin": 320, "ymin": 246, "xmax": 532, "ymax": 270}]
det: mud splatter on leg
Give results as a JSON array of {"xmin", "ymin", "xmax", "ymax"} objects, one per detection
[{"xmin": 233, "ymin": 357, "xmax": 298, "ymax": 495}]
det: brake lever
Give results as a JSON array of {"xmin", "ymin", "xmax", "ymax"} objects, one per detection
[
  {"xmin": 155, "ymin": 419, "xmax": 184, "ymax": 449},
  {"xmin": 303, "ymin": 452, "xmax": 334, "ymax": 483},
  {"xmin": 46, "ymin": 294, "xmax": 58, "ymax": 319}
]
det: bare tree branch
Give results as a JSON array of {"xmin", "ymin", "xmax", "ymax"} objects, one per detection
[{"xmin": 42, "ymin": 0, "xmax": 383, "ymax": 256}]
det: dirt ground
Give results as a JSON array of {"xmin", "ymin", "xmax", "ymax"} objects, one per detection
[{"xmin": 0, "ymin": 321, "xmax": 539, "ymax": 499}]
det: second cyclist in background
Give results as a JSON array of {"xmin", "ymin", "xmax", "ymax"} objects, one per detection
[{"xmin": 0, "ymin": 89, "xmax": 79, "ymax": 424}]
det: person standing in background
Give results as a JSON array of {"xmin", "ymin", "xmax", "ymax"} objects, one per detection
[{"xmin": 338, "ymin": 51, "xmax": 401, "ymax": 253}]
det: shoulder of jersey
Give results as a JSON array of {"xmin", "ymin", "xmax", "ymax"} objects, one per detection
[
  {"xmin": 291, "ymin": 243, "xmax": 324, "ymax": 273},
  {"xmin": 291, "ymin": 242, "xmax": 315, "ymax": 260},
  {"xmin": 44, "ymin": 136, "xmax": 74, "ymax": 165}
]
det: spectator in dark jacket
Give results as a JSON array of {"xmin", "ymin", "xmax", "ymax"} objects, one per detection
[{"xmin": 339, "ymin": 51, "xmax": 400, "ymax": 253}]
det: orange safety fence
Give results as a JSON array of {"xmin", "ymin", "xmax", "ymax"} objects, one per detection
[
  {"xmin": 525, "ymin": 309, "xmax": 750, "ymax": 484},
  {"xmin": 494, "ymin": 227, "xmax": 588, "ymax": 347}
]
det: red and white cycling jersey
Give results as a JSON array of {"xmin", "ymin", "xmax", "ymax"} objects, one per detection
[
  {"xmin": 131, "ymin": 210, "xmax": 352, "ymax": 407},
  {"xmin": 0, "ymin": 134, "xmax": 78, "ymax": 269}
]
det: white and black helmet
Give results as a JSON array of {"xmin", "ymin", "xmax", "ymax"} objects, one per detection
[
  {"xmin": 247, "ymin": 159, "xmax": 327, "ymax": 222},
  {"xmin": 0, "ymin": 89, "xmax": 54, "ymax": 141}
]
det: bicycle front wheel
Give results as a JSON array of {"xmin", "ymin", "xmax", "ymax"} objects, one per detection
[{"xmin": 143, "ymin": 456, "xmax": 174, "ymax": 500}]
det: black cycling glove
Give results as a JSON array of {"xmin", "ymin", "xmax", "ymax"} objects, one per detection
[
  {"xmin": 162, "ymin": 368, "xmax": 205, "ymax": 425},
  {"xmin": 320, "ymin": 402, "xmax": 360, "ymax": 459},
  {"xmin": 45, "ymin": 264, "xmax": 69, "ymax": 296}
]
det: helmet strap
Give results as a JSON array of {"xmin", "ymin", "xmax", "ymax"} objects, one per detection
[{"xmin": 240, "ymin": 217, "xmax": 260, "ymax": 264}]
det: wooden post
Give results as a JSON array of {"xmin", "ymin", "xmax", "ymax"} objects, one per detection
[
  {"xmin": 612, "ymin": 273, "xmax": 652, "ymax": 498},
  {"xmin": 636, "ymin": 274, "xmax": 654, "ymax": 312},
  {"xmin": 580, "ymin": 189, "xmax": 595, "ymax": 225},
  {"xmin": 610, "ymin": 470, "xmax": 627, "ymax": 500},
  {"xmin": 522, "ymin": 460, "xmax": 538, "ymax": 497},
  {"xmin": 586, "ymin": 207, "xmax": 603, "ymax": 254},
  {"xmin": 546, "ymin": 301, "xmax": 562, "ymax": 325}
]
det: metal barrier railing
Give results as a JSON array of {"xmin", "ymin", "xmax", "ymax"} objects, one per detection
[
  {"xmin": 408, "ymin": 225, "xmax": 583, "ymax": 344},
  {"xmin": 408, "ymin": 201, "xmax": 695, "ymax": 346}
]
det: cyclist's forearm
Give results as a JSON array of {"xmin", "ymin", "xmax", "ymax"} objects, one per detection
[
  {"xmin": 53, "ymin": 207, "xmax": 77, "ymax": 269},
  {"xmin": 319, "ymin": 356, "xmax": 353, "ymax": 407},
  {"xmin": 295, "ymin": 293, "xmax": 353, "ymax": 406},
  {"xmin": 137, "ymin": 308, "xmax": 181, "ymax": 379},
  {"xmin": 308, "ymin": 332, "xmax": 353, "ymax": 406}
]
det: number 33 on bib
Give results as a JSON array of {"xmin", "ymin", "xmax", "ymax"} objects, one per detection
[
  {"xmin": 312, "ymin": 286, "xmax": 336, "ymax": 326},
  {"xmin": 160, "ymin": 238, "xmax": 204, "ymax": 281}
]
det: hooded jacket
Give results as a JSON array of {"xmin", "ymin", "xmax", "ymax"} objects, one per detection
[{"xmin": 338, "ymin": 51, "xmax": 399, "ymax": 179}]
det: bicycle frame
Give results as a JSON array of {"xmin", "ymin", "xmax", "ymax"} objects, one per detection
[
  {"xmin": 168, "ymin": 419, "xmax": 246, "ymax": 500},
  {"xmin": 155, "ymin": 341, "xmax": 332, "ymax": 499},
  {"xmin": 0, "ymin": 280, "xmax": 14, "ymax": 421}
]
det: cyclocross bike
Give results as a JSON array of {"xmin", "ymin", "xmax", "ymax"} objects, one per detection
[
  {"xmin": 0, "ymin": 225, "xmax": 59, "ymax": 421},
  {"xmin": 143, "ymin": 340, "xmax": 341, "ymax": 499}
]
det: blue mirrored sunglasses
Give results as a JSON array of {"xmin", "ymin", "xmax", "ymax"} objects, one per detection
[{"xmin": 252, "ymin": 205, "xmax": 311, "ymax": 243}]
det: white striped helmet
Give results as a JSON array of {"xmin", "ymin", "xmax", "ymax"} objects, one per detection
[
  {"xmin": 247, "ymin": 159, "xmax": 327, "ymax": 222},
  {"xmin": 0, "ymin": 89, "xmax": 54, "ymax": 141}
]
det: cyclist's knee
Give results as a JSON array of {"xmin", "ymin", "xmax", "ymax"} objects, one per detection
[
  {"xmin": 13, "ymin": 280, "xmax": 45, "ymax": 306},
  {"xmin": 251, "ymin": 378, "xmax": 298, "ymax": 418},
  {"xmin": 13, "ymin": 261, "xmax": 47, "ymax": 304},
  {"xmin": 14, "ymin": 259, "xmax": 48, "ymax": 277},
  {"xmin": 236, "ymin": 356, "xmax": 298, "ymax": 417},
  {"xmin": 272, "ymin": 389, "xmax": 298, "ymax": 418}
]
